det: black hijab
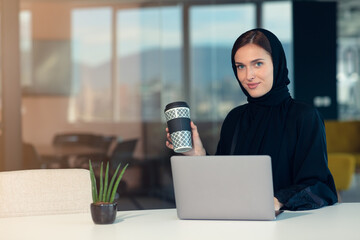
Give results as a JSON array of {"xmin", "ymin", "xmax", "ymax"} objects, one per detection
[
  {"xmin": 229, "ymin": 28, "xmax": 292, "ymax": 158},
  {"xmin": 231, "ymin": 28, "xmax": 291, "ymax": 106}
]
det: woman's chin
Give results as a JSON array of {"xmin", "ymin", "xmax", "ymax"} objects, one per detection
[{"xmin": 248, "ymin": 91, "xmax": 267, "ymax": 98}]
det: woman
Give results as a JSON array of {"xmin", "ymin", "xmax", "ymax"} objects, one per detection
[{"xmin": 166, "ymin": 28, "xmax": 338, "ymax": 211}]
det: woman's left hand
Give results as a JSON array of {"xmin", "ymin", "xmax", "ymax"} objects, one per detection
[{"xmin": 274, "ymin": 197, "xmax": 283, "ymax": 211}]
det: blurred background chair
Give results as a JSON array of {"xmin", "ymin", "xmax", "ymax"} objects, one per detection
[
  {"xmin": 53, "ymin": 133, "xmax": 116, "ymax": 149},
  {"xmin": 22, "ymin": 142, "xmax": 42, "ymax": 169},
  {"xmin": 0, "ymin": 169, "xmax": 92, "ymax": 218},
  {"xmin": 107, "ymin": 139, "xmax": 138, "ymax": 203},
  {"xmin": 49, "ymin": 132, "xmax": 116, "ymax": 168},
  {"xmin": 328, "ymin": 153, "xmax": 356, "ymax": 202},
  {"xmin": 109, "ymin": 138, "xmax": 138, "ymax": 167}
]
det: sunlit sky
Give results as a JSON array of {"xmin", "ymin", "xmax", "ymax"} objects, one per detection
[{"xmin": 69, "ymin": 2, "xmax": 292, "ymax": 66}]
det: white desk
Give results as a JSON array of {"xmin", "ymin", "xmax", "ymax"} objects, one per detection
[{"xmin": 1, "ymin": 203, "xmax": 359, "ymax": 240}]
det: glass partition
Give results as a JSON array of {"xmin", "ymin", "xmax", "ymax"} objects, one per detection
[{"xmin": 19, "ymin": 0, "xmax": 297, "ymax": 209}]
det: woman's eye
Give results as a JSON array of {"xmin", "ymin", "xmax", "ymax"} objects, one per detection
[
  {"xmin": 237, "ymin": 65, "xmax": 244, "ymax": 70},
  {"xmin": 255, "ymin": 62, "xmax": 263, "ymax": 67}
]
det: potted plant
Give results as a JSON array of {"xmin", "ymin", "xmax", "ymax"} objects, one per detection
[{"xmin": 89, "ymin": 160, "xmax": 128, "ymax": 224}]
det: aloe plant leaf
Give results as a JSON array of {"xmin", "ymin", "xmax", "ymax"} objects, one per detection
[
  {"xmin": 102, "ymin": 162, "xmax": 109, "ymax": 202},
  {"xmin": 98, "ymin": 162, "xmax": 104, "ymax": 202},
  {"xmin": 110, "ymin": 163, "xmax": 129, "ymax": 203},
  {"xmin": 106, "ymin": 163, "xmax": 121, "ymax": 202},
  {"xmin": 89, "ymin": 160, "xmax": 98, "ymax": 203}
]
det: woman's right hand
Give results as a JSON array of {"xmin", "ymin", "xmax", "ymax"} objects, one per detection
[{"xmin": 166, "ymin": 121, "xmax": 206, "ymax": 156}]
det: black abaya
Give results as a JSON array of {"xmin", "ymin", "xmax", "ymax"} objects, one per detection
[{"xmin": 216, "ymin": 29, "xmax": 338, "ymax": 210}]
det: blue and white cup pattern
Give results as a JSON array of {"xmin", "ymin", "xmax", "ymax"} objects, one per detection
[
  {"xmin": 165, "ymin": 106, "xmax": 192, "ymax": 153},
  {"xmin": 164, "ymin": 107, "xmax": 190, "ymax": 121}
]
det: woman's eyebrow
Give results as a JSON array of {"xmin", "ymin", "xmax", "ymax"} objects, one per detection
[
  {"xmin": 235, "ymin": 58, "xmax": 265, "ymax": 65},
  {"xmin": 251, "ymin": 58, "xmax": 265, "ymax": 63}
]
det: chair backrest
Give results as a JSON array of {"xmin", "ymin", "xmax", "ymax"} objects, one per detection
[
  {"xmin": 110, "ymin": 139, "xmax": 138, "ymax": 166},
  {"xmin": 23, "ymin": 142, "xmax": 41, "ymax": 170},
  {"xmin": 89, "ymin": 135, "xmax": 116, "ymax": 152},
  {"xmin": 0, "ymin": 169, "xmax": 92, "ymax": 218}
]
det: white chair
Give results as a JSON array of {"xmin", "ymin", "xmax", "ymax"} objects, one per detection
[{"xmin": 0, "ymin": 169, "xmax": 92, "ymax": 218}]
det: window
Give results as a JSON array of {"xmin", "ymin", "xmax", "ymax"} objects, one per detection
[
  {"xmin": 116, "ymin": 6, "xmax": 182, "ymax": 122},
  {"xmin": 20, "ymin": 10, "xmax": 32, "ymax": 88},
  {"xmin": 71, "ymin": 7, "xmax": 112, "ymax": 122},
  {"xmin": 190, "ymin": 4, "xmax": 256, "ymax": 121},
  {"xmin": 262, "ymin": 1, "xmax": 293, "ymax": 96}
]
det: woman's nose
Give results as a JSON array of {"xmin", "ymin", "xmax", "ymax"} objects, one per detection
[{"xmin": 247, "ymin": 68, "xmax": 255, "ymax": 81}]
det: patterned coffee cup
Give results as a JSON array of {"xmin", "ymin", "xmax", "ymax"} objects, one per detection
[{"xmin": 164, "ymin": 102, "xmax": 192, "ymax": 153}]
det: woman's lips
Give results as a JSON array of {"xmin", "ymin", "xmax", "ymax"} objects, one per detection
[{"xmin": 247, "ymin": 83, "xmax": 260, "ymax": 89}]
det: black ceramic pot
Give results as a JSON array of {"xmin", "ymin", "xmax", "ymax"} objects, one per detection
[{"xmin": 90, "ymin": 202, "xmax": 117, "ymax": 224}]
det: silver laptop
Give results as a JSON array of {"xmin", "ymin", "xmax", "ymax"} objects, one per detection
[{"xmin": 171, "ymin": 155, "xmax": 279, "ymax": 220}]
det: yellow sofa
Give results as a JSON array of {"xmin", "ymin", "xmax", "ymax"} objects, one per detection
[
  {"xmin": 327, "ymin": 153, "xmax": 355, "ymax": 191},
  {"xmin": 325, "ymin": 121, "xmax": 360, "ymax": 191},
  {"xmin": 325, "ymin": 121, "xmax": 360, "ymax": 167}
]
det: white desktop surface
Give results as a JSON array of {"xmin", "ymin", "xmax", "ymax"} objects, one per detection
[{"xmin": 1, "ymin": 203, "xmax": 359, "ymax": 240}]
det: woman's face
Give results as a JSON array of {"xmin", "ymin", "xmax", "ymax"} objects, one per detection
[{"xmin": 234, "ymin": 44, "xmax": 273, "ymax": 98}]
